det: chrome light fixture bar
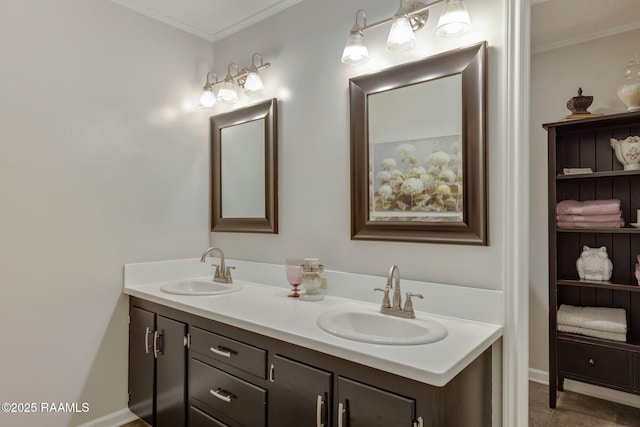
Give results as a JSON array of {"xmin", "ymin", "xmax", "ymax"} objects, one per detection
[
  {"xmin": 342, "ymin": 0, "xmax": 471, "ymax": 65},
  {"xmin": 200, "ymin": 53, "xmax": 271, "ymax": 107}
]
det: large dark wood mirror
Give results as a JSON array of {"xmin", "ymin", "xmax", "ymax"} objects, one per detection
[
  {"xmin": 211, "ymin": 98, "xmax": 278, "ymax": 233},
  {"xmin": 350, "ymin": 42, "xmax": 487, "ymax": 245}
]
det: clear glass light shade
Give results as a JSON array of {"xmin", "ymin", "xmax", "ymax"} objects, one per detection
[
  {"xmin": 243, "ymin": 71, "xmax": 265, "ymax": 96},
  {"xmin": 342, "ymin": 32, "xmax": 369, "ymax": 65},
  {"xmin": 217, "ymin": 80, "xmax": 239, "ymax": 104},
  {"xmin": 436, "ymin": 0, "xmax": 471, "ymax": 37},
  {"xmin": 386, "ymin": 16, "xmax": 416, "ymax": 51},
  {"xmin": 199, "ymin": 89, "xmax": 217, "ymax": 107}
]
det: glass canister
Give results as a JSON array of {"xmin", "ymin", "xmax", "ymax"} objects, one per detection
[
  {"xmin": 617, "ymin": 55, "xmax": 640, "ymax": 112},
  {"xmin": 300, "ymin": 258, "xmax": 324, "ymax": 301}
]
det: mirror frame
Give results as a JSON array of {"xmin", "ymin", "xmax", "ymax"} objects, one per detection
[
  {"xmin": 349, "ymin": 42, "xmax": 487, "ymax": 245},
  {"xmin": 211, "ymin": 98, "xmax": 278, "ymax": 233}
]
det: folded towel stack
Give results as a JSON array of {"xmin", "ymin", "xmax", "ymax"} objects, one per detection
[
  {"xmin": 635, "ymin": 255, "xmax": 640, "ymax": 285},
  {"xmin": 557, "ymin": 304, "xmax": 627, "ymax": 342},
  {"xmin": 556, "ymin": 199, "xmax": 624, "ymax": 228}
]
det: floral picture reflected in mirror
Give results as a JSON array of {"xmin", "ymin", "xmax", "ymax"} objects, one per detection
[{"xmin": 370, "ymin": 73, "xmax": 463, "ymax": 223}]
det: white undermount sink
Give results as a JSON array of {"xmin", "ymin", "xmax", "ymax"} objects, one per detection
[
  {"xmin": 316, "ymin": 307, "xmax": 448, "ymax": 345},
  {"xmin": 160, "ymin": 278, "xmax": 243, "ymax": 296}
]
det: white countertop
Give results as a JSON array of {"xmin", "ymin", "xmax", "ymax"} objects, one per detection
[{"xmin": 124, "ymin": 263, "xmax": 502, "ymax": 387}]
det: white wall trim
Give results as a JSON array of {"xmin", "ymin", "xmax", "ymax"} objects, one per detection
[
  {"xmin": 75, "ymin": 408, "xmax": 137, "ymax": 427},
  {"xmin": 532, "ymin": 21, "xmax": 640, "ymax": 55},
  {"xmin": 504, "ymin": 0, "xmax": 531, "ymax": 426},
  {"xmin": 529, "ymin": 367, "xmax": 548, "ymax": 385},
  {"xmin": 110, "ymin": 0, "xmax": 304, "ymax": 42}
]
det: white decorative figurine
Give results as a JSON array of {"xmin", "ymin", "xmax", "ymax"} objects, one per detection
[{"xmin": 576, "ymin": 246, "xmax": 613, "ymax": 281}]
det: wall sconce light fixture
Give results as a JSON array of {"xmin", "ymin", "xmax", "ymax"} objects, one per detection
[
  {"xmin": 199, "ymin": 53, "xmax": 271, "ymax": 107},
  {"xmin": 342, "ymin": 0, "xmax": 471, "ymax": 65}
]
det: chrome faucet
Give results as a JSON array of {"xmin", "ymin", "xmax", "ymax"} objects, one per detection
[
  {"xmin": 200, "ymin": 247, "xmax": 234, "ymax": 284},
  {"xmin": 374, "ymin": 264, "xmax": 423, "ymax": 319}
]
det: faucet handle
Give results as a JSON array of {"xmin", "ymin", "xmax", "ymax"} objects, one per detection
[
  {"xmin": 224, "ymin": 266, "xmax": 236, "ymax": 281},
  {"xmin": 212, "ymin": 264, "xmax": 221, "ymax": 274},
  {"xmin": 403, "ymin": 292, "xmax": 424, "ymax": 318},
  {"xmin": 374, "ymin": 288, "xmax": 391, "ymax": 308}
]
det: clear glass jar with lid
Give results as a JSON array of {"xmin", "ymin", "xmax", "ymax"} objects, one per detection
[
  {"xmin": 300, "ymin": 258, "xmax": 324, "ymax": 301},
  {"xmin": 617, "ymin": 55, "xmax": 640, "ymax": 112}
]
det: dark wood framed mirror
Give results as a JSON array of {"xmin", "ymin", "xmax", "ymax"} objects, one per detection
[
  {"xmin": 350, "ymin": 41, "xmax": 487, "ymax": 245},
  {"xmin": 211, "ymin": 98, "xmax": 278, "ymax": 233}
]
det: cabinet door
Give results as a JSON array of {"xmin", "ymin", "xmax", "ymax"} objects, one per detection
[
  {"xmin": 337, "ymin": 376, "xmax": 415, "ymax": 427},
  {"xmin": 269, "ymin": 355, "xmax": 332, "ymax": 426},
  {"xmin": 129, "ymin": 306, "xmax": 155, "ymax": 426},
  {"xmin": 156, "ymin": 315, "xmax": 187, "ymax": 427}
]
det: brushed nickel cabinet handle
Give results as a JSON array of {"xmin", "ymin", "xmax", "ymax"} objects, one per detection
[
  {"xmin": 588, "ymin": 358, "xmax": 596, "ymax": 366},
  {"xmin": 153, "ymin": 330, "xmax": 160, "ymax": 359},
  {"xmin": 269, "ymin": 363, "xmax": 275, "ymax": 383},
  {"xmin": 144, "ymin": 327, "xmax": 151, "ymax": 354},
  {"xmin": 338, "ymin": 402, "xmax": 346, "ymax": 427},
  {"xmin": 316, "ymin": 394, "xmax": 325, "ymax": 427}
]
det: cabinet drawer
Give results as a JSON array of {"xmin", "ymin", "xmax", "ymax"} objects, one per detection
[
  {"xmin": 558, "ymin": 340, "xmax": 631, "ymax": 388},
  {"xmin": 190, "ymin": 359, "xmax": 266, "ymax": 427},
  {"xmin": 190, "ymin": 406, "xmax": 228, "ymax": 427},
  {"xmin": 190, "ymin": 326, "xmax": 266, "ymax": 378}
]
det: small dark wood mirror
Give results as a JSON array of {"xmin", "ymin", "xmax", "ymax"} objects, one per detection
[
  {"xmin": 350, "ymin": 42, "xmax": 487, "ymax": 245},
  {"xmin": 211, "ymin": 98, "xmax": 278, "ymax": 233}
]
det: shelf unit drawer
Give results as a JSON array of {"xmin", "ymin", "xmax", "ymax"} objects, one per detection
[
  {"xmin": 190, "ymin": 359, "xmax": 266, "ymax": 427},
  {"xmin": 191, "ymin": 326, "xmax": 266, "ymax": 378},
  {"xmin": 558, "ymin": 340, "xmax": 631, "ymax": 388}
]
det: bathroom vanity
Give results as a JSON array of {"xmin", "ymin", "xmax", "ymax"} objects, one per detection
[{"xmin": 124, "ymin": 259, "xmax": 502, "ymax": 427}]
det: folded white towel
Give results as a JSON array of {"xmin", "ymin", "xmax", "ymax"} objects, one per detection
[
  {"xmin": 557, "ymin": 304, "xmax": 627, "ymax": 334},
  {"xmin": 558, "ymin": 324, "xmax": 627, "ymax": 342}
]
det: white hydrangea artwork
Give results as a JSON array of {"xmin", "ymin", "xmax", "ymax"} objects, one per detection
[{"xmin": 370, "ymin": 135, "xmax": 463, "ymax": 222}]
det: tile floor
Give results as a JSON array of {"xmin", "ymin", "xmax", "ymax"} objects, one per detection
[
  {"xmin": 122, "ymin": 383, "xmax": 640, "ymax": 427},
  {"xmin": 530, "ymin": 381, "xmax": 640, "ymax": 426}
]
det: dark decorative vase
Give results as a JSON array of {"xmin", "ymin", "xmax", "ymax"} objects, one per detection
[{"xmin": 566, "ymin": 88, "xmax": 593, "ymax": 115}]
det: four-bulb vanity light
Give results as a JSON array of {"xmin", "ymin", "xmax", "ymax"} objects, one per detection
[
  {"xmin": 342, "ymin": 0, "xmax": 471, "ymax": 65},
  {"xmin": 200, "ymin": 53, "xmax": 271, "ymax": 107}
]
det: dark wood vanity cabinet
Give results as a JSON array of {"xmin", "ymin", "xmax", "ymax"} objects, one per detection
[
  {"xmin": 128, "ymin": 306, "xmax": 188, "ymax": 427},
  {"xmin": 129, "ymin": 297, "xmax": 492, "ymax": 427},
  {"xmin": 545, "ymin": 112, "xmax": 640, "ymax": 408}
]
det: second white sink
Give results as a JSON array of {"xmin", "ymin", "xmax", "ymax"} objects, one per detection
[
  {"xmin": 316, "ymin": 307, "xmax": 447, "ymax": 345},
  {"xmin": 160, "ymin": 278, "xmax": 243, "ymax": 296}
]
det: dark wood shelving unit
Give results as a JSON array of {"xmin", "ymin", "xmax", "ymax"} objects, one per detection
[{"xmin": 545, "ymin": 111, "xmax": 640, "ymax": 409}]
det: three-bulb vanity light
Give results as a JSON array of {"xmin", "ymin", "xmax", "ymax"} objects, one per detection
[
  {"xmin": 342, "ymin": 0, "xmax": 471, "ymax": 65},
  {"xmin": 199, "ymin": 53, "xmax": 271, "ymax": 107}
]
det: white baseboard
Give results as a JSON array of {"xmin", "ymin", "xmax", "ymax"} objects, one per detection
[
  {"xmin": 76, "ymin": 408, "xmax": 138, "ymax": 427},
  {"xmin": 529, "ymin": 368, "xmax": 640, "ymax": 409},
  {"xmin": 528, "ymin": 368, "xmax": 548, "ymax": 385}
]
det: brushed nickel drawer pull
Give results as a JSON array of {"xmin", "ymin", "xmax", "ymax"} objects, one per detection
[
  {"xmin": 210, "ymin": 388, "xmax": 235, "ymax": 403},
  {"xmin": 210, "ymin": 346, "xmax": 235, "ymax": 357},
  {"xmin": 588, "ymin": 358, "xmax": 596, "ymax": 366}
]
